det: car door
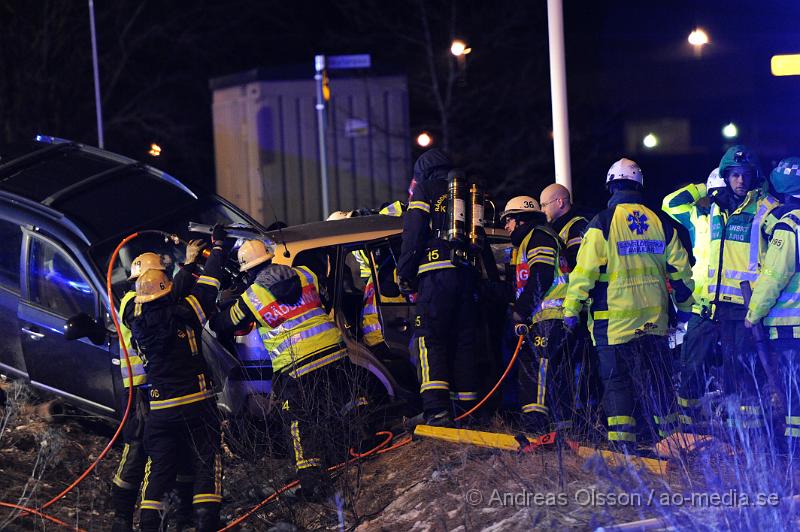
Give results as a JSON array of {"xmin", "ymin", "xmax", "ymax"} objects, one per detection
[
  {"xmin": 363, "ymin": 236, "xmax": 417, "ymax": 356},
  {"xmin": 18, "ymin": 230, "xmax": 116, "ymax": 414},
  {"xmin": 0, "ymin": 219, "xmax": 26, "ymax": 379}
]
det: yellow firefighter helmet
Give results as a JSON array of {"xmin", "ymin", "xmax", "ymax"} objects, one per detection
[
  {"xmin": 135, "ymin": 269, "xmax": 172, "ymax": 303},
  {"xmin": 128, "ymin": 252, "xmax": 166, "ymax": 280},
  {"xmin": 237, "ymin": 239, "xmax": 276, "ymax": 272}
]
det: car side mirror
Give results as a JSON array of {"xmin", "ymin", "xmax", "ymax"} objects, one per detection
[{"xmin": 64, "ymin": 313, "xmax": 106, "ymax": 345}]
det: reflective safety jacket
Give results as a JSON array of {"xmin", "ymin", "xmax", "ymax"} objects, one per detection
[
  {"xmin": 119, "ymin": 291, "xmax": 147, "ymax": 388},
  {"xmin": 707, "ymin": 189, "xmax": 780, "ymax": 307},
  {"xmin": 662, "ymin": 183, "xmax": 714, "ymax": 314},
  {"xmin": 360, "ymin": 275, "xmax": 406, "ymax": 346},
  {"xmin": 551, "ymin": 210, "xmax": 589, "ymax": 272},
  {"xmin": 119, "ymin": 263, "xmax": 198, "ymax": 389},
  {"xmin": 128, "ymin": 250, "xmax": 224, "ymax": 411},
  {"xmin": 746, "ymin": 203, "xmax": 800, "ymax": 340},
  {"xmin": 511, "ymin": 224, "xmax": 565, "ymax": 323},
  {"xmin": 214, "ymin": 266, "xmax": 346, "ymax": 377},
  {"xmin": 563, "ymin": 190, "xmax": 695, "ymax": 346}
]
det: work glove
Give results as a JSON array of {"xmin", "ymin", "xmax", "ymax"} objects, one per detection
[
  {"xmin": 675, "ymin": 309, "xmax": 693, "ymax": 323},
  {"xmin": 211, "ymin": 224, "xmax": 227, "ymax": 246},
  {"xmin": 563, "ymin": 315, "xmax": 579, "ymax": 333},
  {"xmin": 184, "ymin": 239, "xmax": 207, "ymax": 264},
  {"xmin": 398, "ymin": 276, "xmax": 417, "ymax": 296}
]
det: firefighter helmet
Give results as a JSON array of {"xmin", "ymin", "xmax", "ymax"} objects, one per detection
[
  {"xmin": 135, "ymin": 269, "xmax": 172, "ymax": 303},
  {"xmin": 769, "ymin": 157, "xmax": 800, "ymax": 195},
  {"xmin": 719, "ymin": 145, "xmax": 761, "ymax": 180},
  {"xmin": 706, "ymin": 167, "xmax": 725, "ymax": 191},
  {"xmin": 326, "ymin": 210, "xmax": 352, "ymax": 221},
  {"xmin": 606, "ymin": 158, "xmax": 644, "ymax": 186},
  {"xmin": 237, "ymin": 239, "xmax": 276, "ymax": 272},
  {"xmin": 499, "ymin": 196, "xmax": 541, "ymax": 221},
  {"xmin": 128, "ymin": 252, "xmax": 166, "ymax": 280}
]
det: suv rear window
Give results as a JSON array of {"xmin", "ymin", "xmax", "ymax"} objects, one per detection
[{"xmin": 0, "ymin": 220, "xmax": 21, "ymax": 291}]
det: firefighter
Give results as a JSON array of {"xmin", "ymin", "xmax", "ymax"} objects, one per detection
[
  {"xmin": 501, "ymin": 196, "xmax": 572, "ymax": 433},
  {"xmin": 703, "ymin": 145, "xmax": 780, "ymax": 433},
  {"xmin": 359, "ymin": 202, "xmax": 407, "ymax": 351},
  {"xmin": 662, "ymin": 168, "xmax": 727, "ymax": 430},
  {"xmin": 563, "ymin": 158, "xmax": 695, "ymax": 449},
  {"xmin": 131, "ymin": 228, "xmax": 227, "ymax": 532},
  {"xmin": 111, "ymin": 243, "xmax": 205, "ymax": 532},
  {"xmin": 397, "ymin": 148, "xmax": 480, "ymax": 427},
  {"xmin": 539, "ymin": 183, "xmax": 595, "ymax": 432},
  {"xmin": 539, "ymin": 183, "xmax": 588, "ymax": 270},
  {"xmin": 746, "ymin": 157, "xmax": 800, "ymax": 449},
  {"xmin": 210, "ymin": 239, "xmax": 366, "ymax": 500}
]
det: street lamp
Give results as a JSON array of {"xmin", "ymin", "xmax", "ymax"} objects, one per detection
[
  {"xmin": 148, "ymin": 143, "xmax": 162, "ymax": 157},
  {"xmin": 643, "ymin": 133, "xmax": 658, "ymax": 149},
  {"xmin": 722, "ymin": 122, "xmax": 738, "ymax": 139},
  {"xmin": 688, "ymin": 28, "xmax": 709, "ymax": 58},
  {"xmin": 416, "ymin": 132, "xmax": 433, "ymax": 148},
  {"xmin": 450, "ymin": 39, "xmax": 471, "ymax": 57}
]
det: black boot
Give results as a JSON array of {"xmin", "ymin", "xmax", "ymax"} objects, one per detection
[
  {"xmin": 424, "ymin": 410, "xmax": 454, "ymax": 428},
  {"xmin": 110, "ymin": 485, "xmax": 138, "ymax": 532},
  {"xmin": 194, "ymin": 504, "xmax": 220, "ymax": 532}
]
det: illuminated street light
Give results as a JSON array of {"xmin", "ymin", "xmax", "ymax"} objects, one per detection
[
  {"xmin": 771, "ymin": 54, "xmax": 800, "ymax": 76},
  {"xmin": 416, "ymin": 132, "xmax": 433, "ymax": 148},
  {"xmin": 722, "ymin": 122, "xmax": 738, "ymax": 139},
  {"xmin": 688, "ymin": 28, "xmax": 709, "ymax": 47},
  {"xmin": 450, "ymin": 39, "xmax": 472, "ymax": 57},
  {"xmin": 643, "ymin": 133, "xmax": 658, "ymax": 149},
  {"xmin": 148, "ymin": 143, "xmax": 162, "ymax": 157}
]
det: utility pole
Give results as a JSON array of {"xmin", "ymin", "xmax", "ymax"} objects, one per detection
[
  {"xmin": 547, "ymin": 0, "xmax": 572, "ymax": 193},
  {"xmin": 88, "ymin": 0, "xmax": 104, "ymax": 149},
  {"xmin": 314, "ymin": 55, "xmax": 330, "ymax": 219}
]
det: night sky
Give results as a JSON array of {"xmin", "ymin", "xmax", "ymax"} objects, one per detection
[{"xmin": 2, "ymin": 0, "xmax": 799, "ymax": 214}]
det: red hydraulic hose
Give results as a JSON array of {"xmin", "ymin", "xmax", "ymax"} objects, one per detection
[
  {"xmin": 0, "ymin": 502, "xmax": 86, "ymax": 531},
  {"xmin": 455, "ymin": 333, "xmax": 526, "ymax": 421}
]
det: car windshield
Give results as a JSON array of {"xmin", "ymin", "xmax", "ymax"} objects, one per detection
[{"xmin": 90, "ymin": 198, "xmax": 262, "ymax": 302}]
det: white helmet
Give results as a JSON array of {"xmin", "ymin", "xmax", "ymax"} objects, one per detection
[
  {"xmin": 706, "ymin": 167, "xmax": 725, "ymax": 190},
  {"xmin": 500, "ymin": 196, "xmax": 541, "ymax": 221},
  {"xmin": 326, "ymin": 210, "xmax": 352, "ymax": 221},
  {"xmin": 606, "ymin": 158, "xmax": 643, "ymax": 186}
]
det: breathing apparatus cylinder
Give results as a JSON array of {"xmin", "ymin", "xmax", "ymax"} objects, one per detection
[
  {"xmin": 447, "ymin": 169, "xmax": 467, "ymax": 243},
  {"xmin": 468, "ymin": 179, "xmax": 485, "ymax": 250}
]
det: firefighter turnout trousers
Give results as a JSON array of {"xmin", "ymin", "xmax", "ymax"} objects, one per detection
[
  {"xmin": 272, "ymin": 359, "xmax": 369, "ymax": 490},
  {"xmin": 718, "ymin": 315, "xmax": 766, "ymax": 432},
  {"xmin": 775, "ymin": 347, "xmax": 800, "ymax": 448},
  {"xmin": 678, "ymin": 313, "xmax": 720, "ymax": 429},
  {"xmin": 111, "ymin": 387, "xmax": 151, "ymax": 525},
  {"xmin": 518, "ymin": 319, "xmax": 574, "ymax": 431},
  {"xmin": 415, "ymin": 266, "xmax": 480, "ymax": 416},
  {"xmin": 140, "ymin": 400, "xmax": 222, "ymax": 532},
  {"xmin": 597, "ymin": 335, "xmax": 679, "ymax": 445}
]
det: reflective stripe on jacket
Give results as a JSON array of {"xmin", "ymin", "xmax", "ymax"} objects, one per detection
[
  {"xmin": 747, "ymin": 207, "xmax": 800, "ymax": 338},
  {"xmin": 563, "ymin": 192, "xmax": 694, "ymax": 346},
  {"xmin": 662, "ymin": 182, "xmax": 713, "ymax": 313},
  {"xmin": 118, "ymin": 291, "xmax": 147, "ymax": 387},
  {"xmin": 708, "ymin": 190, "xmax": 779, "ymax": 306},
  {"xmin": 512, "ymin": 227, "xmax": 566, "ymax": 323},
  {"xmin": 241, "ymin": 266, "xmax": 345, "ymax": 374}
]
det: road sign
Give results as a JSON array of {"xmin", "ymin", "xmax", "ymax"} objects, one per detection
[{"xmin": 327, "ymin": 54, "xmax": 372, "ymax": 70}]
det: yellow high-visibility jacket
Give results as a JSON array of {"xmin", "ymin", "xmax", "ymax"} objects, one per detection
[
  {"xmin": 662, "ymin": 183, "xmax": 714, "ymax": 314},
  {"xmin": 563, "ymin": 190, "xmax": 694, "ymax": 346},
  {"xmin": 118, "ymin": 291, "xmax": 147, "ymax": 388},
  {"xmin": 240, "ymin": 266, "xmax": 346, "ymax": 377},
  {"xmin": 707, "ymin": 189, "xmax": 780, "ymax": 306},
  {"xmin": 746, "ymin": 205, "xmax": 800, "ymax": 339}
]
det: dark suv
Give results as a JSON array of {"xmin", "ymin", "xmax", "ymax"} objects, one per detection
[{"xmin": 0, "ymin": 136, "xmax": 271, "ymax": 420}]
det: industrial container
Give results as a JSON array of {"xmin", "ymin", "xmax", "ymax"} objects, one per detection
[{"xmin": 210, "ymin": 66, "xmax": 411, "ymax": 226}]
